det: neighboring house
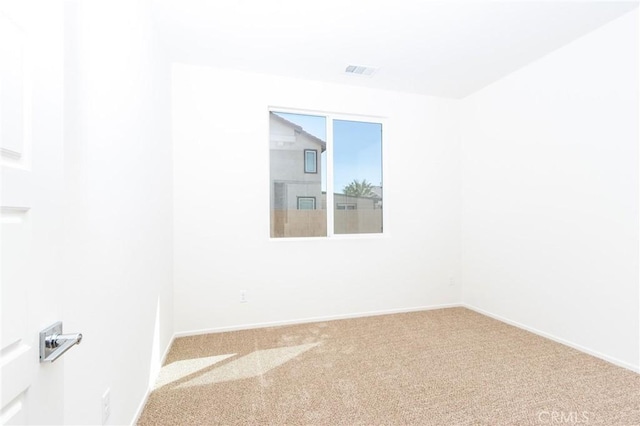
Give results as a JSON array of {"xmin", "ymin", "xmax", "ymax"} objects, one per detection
[
  {"xmin": 270, "ymin": 112, "xmax": 326, "ymax": 236},
  {"xmin": 269, "ymin": 112, "xmax": 326, "ymax": 211},
  {"xmin": 332, "ymin": 185, "xmax": 382, "ymax": 210},
  {"xmin": 332, "ymin": 193, "xmax": 376, "ymax": 210}
]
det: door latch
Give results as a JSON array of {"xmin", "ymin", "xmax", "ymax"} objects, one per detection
[{"xmin": 39, "ymin": 322, "xmax": 82, "ymax": 363}]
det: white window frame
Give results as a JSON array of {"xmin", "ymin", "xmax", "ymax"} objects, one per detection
[{"xmin": 268, "ymin": 107, "xmax": 387, "ymax": 240}]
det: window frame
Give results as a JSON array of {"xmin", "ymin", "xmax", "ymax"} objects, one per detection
[{"xmin": 268, "ymin": 107, "xmax": 387, "ymax": 241}]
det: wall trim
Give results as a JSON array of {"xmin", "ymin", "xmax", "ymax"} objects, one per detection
[
  {"xmin": 174, "ymin": 303, "xmax": 462, "ymax": 338},
  {"xmin": 130, "ymin": 334, "xmax": 176, "ymax": 426},
  {"xmin": 462, "ymin": 303, "xmax": 640, "ymax": 374}
]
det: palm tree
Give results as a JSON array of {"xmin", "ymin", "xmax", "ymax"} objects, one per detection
[{"xmin": 343, "ymin": 179, "xmax": 375, "ymax": 198}]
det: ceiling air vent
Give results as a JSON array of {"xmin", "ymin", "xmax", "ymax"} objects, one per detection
[{"xmin": 345, "ymin": 65, "xmax": 377, "ymax": 76}]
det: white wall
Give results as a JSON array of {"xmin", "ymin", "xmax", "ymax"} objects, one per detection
[
  {"xmin": 460, "ymin": 10, "xmax": 639, "ymax": 370},
  {"xmin": 63, "ymin": 1, "xmax": 173, "ymax": 424},
  {"xmin": 173, "ymin": 65, "xmax": 461, "ymax": 334},
  {"xmin": 53, "ymin": 5, "xmax": 639, "ymax": 423}
]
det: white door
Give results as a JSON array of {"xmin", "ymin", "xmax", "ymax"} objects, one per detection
[{"xmin": 1, "ymin": 2, "xmax": 66, "ymax": 424}]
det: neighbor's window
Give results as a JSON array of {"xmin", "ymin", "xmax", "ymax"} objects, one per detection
[
  {"xmin": 304, "ymin": 149, "xmax": 317, "ymax": 173},
  {"xmin": 336, "ymin": 203, "xmax": 357, "ymax": 210},
  {"xmin": 269, "ymin": 110, "xmax": 383, "ymax": 238},
  {"xmin": 297, "ymin": 197, "xmax": 316, "ymax": 210}
]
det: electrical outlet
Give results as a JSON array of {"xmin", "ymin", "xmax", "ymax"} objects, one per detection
[
  {"xmin": 449, "ymin": 276, "xmax": 454, "ymax": 286},
  {"xmin": 240, "ymin": 290, "xmax": 248, "ymax": 303},
  {"xmin": 102, "ymin": 388, "xmax": 111, "ymax": 425}
]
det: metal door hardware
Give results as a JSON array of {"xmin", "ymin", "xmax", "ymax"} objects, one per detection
[{"xmin": 39, "ymin": 322, "xmax": 82, "ymax": 363}]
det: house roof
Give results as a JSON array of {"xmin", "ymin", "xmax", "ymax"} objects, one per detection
[
  {"xmin": 370, "ymin": 186, "xmax": 382, "ymax": 199},
  {"xmin": 270, "ymin": 112, "xmax": 326, "ymax": 152}
]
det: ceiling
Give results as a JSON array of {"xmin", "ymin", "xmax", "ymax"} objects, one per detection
[{"xmin": 151, "ymin": 1, "xmax": 638, "ymax": 99}]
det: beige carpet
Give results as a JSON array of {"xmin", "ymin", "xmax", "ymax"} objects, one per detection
[{"xmin": 138, "ymin": 308, "xmax": 640, "ymax": 425}]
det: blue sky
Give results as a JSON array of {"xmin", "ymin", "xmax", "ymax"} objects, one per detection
[{"xmin": 275, "ymin": 112, "xmax": 382, "ymax": 193}]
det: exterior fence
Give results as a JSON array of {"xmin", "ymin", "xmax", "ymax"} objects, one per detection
[{"xmin": 271, "ymin": 209, "xmax": 382, "ymax": 237}]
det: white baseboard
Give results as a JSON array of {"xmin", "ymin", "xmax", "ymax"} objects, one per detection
[
  {"xmin": 174, "ymin": 303, "xmax": 463, "ymax": 338},
  {"xmin": 130, "ymin": 334, "xmax": 176, "ymax": 426},
  {"xmin": 462, "ymin": 303, "xmax": 640, "ymax": 374}
]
